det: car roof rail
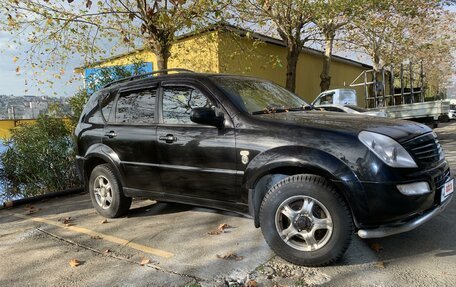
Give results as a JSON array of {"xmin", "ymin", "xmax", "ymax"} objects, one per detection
[{"xmin": 102, "ymin": 68, "xmax": 195, "ymax": 88}]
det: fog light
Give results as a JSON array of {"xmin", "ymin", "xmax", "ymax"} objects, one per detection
[{"xmin": 397, "ymin": 182, "xmax": 431, "ymax": 196}]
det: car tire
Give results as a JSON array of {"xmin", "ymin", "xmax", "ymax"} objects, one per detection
[
  {"xmin": 259, "ymin": 174, "xmax": 353, "ymax": 266},
  {"xmin": 89, "ymin": 164, "xmax": 132, "ymax": 218}
]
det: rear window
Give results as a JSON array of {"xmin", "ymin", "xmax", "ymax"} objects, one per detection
[{"xmin": 339, "ymin": 90, "xmax": 356, "ymax": 105}]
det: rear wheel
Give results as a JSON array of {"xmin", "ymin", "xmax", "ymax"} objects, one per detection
[
  {"xmin": 260, "ymin": 174, "xmax": 353, "ymax": 266},
  {"xmin": 89, "ymin": 164, "xmax": 132, "ymax": 218}
]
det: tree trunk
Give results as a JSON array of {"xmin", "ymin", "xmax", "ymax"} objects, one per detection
[
  {"xmin": 156, "ymin": 45, "xmax": 170, "ymax": 72},
  {"xmin": 371, "ymin": 51, "xmax": 382, "ymax": 107},
  {"xmin": 372, "ymin": 52, "xmax": 381, "ymax": 73},
  {"xmin": 319, "ymin": 31, "xmax": 335, "ymax": 92},
  {"xmin": 285, "ymin": 45, "xmax": 300, "ymax": 93}
]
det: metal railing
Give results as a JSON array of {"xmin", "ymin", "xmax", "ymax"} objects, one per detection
[{"xmin": 350, "ymin": 62, "xmax": 425, "ymax": 108}]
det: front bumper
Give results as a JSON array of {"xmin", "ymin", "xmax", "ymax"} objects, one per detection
[{"xmin": 358, "ymin": 193, "xmax": 452, "ymax": 238}]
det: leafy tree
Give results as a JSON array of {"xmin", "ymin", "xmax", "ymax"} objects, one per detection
[
  {"xmin": 342, "ymin": 0, "xmax": 452, "ymax": 72},
  {"xmin": 400, "ymin": 9, "xmax": 455, "ymax": 97},
  {"xmin": 1, "ymin": 0, "xmax": 220, "ymax": 77},
  {"xmin": 312, "ymin": 0, "xmax": 363, "ymax": 92},
  {"xmin": 232, "ymin": 0, "xmax": 315, "ymax": 93},
  {"xmin": 337, "ymin": 0, "xmax": 455, "ymax": 102}
]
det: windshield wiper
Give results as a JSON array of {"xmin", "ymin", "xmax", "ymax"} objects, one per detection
[
  {"xmin": 252, "ymin": 105, "xmax": 315, "ymax": 115},
  {"xmin": 286, "ymin": 105, "xmax": 316, "ymax": 111},
  {"xmin": 252, "ymin": 107, "xmax": 289, "ymax": 115}
]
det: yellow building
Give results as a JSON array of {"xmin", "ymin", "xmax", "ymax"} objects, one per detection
[{"xmin": 76, "ymin": 25, "xmax": 371, "ymax": 105}]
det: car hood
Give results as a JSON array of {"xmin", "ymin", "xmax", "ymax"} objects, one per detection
[{"xmin": 256, "ymin": 111, "xmax": 431, "ymax": 143}]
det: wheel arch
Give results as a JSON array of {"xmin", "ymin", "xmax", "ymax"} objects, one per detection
[
  {"xmin": 243, "ymin": 146, "xmax": 364, "ymax": 228},
  {"xmin": 82, "ymin": 144, "xmax": 125, "ymax": 191}
]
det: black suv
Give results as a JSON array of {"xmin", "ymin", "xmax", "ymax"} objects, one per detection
[{"xmin": 75, "ymin": 69, "xmax": 453, "ymax": 266}]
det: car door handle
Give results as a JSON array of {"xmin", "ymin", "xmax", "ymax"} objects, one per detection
[
  {"xmin": 159, "ymin": 134, "xmax": 177, "ymax": 143},
  {"xmin": 104, "ymin": 131, "xmax": 117, "ymax": 138}
]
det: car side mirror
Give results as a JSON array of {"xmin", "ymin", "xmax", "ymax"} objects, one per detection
[{"xmin": 190, "ymin": 107, "xmax": 224, "ymax": 128}]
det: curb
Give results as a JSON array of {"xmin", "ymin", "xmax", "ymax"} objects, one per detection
[{"xmin": 1, "ymin": 187, "xmax": 84, "ymax": 209}]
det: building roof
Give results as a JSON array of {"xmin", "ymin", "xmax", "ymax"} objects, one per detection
[{"xmin": 75, "ymin": 24, "xmax": 371, "ymax": 72}]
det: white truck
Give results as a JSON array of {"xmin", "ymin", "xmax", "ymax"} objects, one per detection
[{"xmin": 311, "ymin": 89, "xmax": 358, "ymax": 106}]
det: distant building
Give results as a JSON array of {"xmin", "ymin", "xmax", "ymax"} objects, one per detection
[{"xmin": 0, "ymin": 95, "xmax": 65, "ymax": 119}]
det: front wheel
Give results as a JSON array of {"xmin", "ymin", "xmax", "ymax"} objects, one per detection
[
  {"xmin": 89, "ymin": 164, "xmax": 132, "ymax": 218},
  {"xmin": 259, "ymin": 175, "xmax": 353, "ymax": 266}
]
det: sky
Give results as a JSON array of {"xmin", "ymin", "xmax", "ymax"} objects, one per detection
[{"xmin": 0, "ymin": 30, "xmax": 83, "ymax": 97}]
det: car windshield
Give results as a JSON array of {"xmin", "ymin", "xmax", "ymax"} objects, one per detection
[
  {"xmin": 211, "ymin": 76, "xmax": 309, "ymax": 114},
  {"xmin": 344, "ymin": 105, "xmax": 367, "ymax": 112}
]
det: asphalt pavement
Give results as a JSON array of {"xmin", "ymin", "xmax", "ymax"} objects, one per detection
[{"xmin": 1, "ymin": 122, "xmax": 456, "ymax": 286}]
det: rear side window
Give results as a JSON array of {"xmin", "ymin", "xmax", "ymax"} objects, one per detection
[
  {"xmin": 100, "ymin": 91, "xmax": 117, "ymax": 122},
  {"xmin": 320, "ymin": 93, "xmax": 334, "ymax": 105},
  {"xmin": 115, "ymin": 88, "xmax": 157, "ymax": 124},
  {"xmin": 82, "ymin": 91, "xmax": 104, "ymax": 124}
]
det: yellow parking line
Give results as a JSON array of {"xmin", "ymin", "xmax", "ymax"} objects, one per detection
[{"xmin": 10, "ymin": 212, "xmax": 174, "ymax": 259}]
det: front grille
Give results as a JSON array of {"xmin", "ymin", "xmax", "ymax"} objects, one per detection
[
  {"xmin": 403, "ymin": 133, "xmax": 442, "ymax": 166},
  {"xmin": 434, "ymin": 169, "xmax": 451, "ymax": 189}
]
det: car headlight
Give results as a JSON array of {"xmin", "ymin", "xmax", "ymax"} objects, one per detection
[{"xmin": 358, "ymin": 131, "xmax": 418, "ymax": 168}]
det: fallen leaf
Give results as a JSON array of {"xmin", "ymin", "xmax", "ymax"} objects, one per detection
[
  {"xmin": 90, "ymin": 235, "xmax": 102, "ymax": 240},
  {"xmin": 216, "ymin": 253, "xmax": 244, "ymax": 261},
  {"xmin": 374, "ymin": 261, "xmax": 385, "ymax": 268},
  {"xmin": 101, "ymin": 219, "xmax": 108, "ymax": 224},
  {"xmin": 103, "ymin": 249, "xmax": 111, "ymax": 254},
  {"xmin": 140, "ymin": 258, "xmax": 151, "ymax": 266},
  {"xmin": 61, "ymin": 217, "xmax": 73, "ymax": 227},
  {"xmin": 208, "ymin": 223, "xmax": 233, "ymax": 235},
  {"xmin": 218, "ymin": 223, "xmax": 232, "ymax": 230},
  {"xmin": 245, "ymin": 279, "xmax": 258, "ymax": 287},
  {"xmin": 25, "ymin": 208, "xmax": 41, "ymax": 215},
  {"xmin": 370, "ymin": 243, "xmax": 383, "ymax": 253},
  {"xmin": 24, "ymin": 205, "xmax": 41, "ymax": 215},
  {"xmin": 69, "ymin": 259, "xmax": 81, "ymax": 267}
]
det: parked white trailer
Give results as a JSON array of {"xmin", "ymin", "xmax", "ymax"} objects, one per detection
[
  {"xmin": 313, "ymin": 87, "xmax": 450, "ymax": 128},
  {"xmin": 370, "ymin": 100, "xmax": 450, "ymax": 123},
  {"xmin": 348, "ymin": 65, "xmax": 450, "ymax": 127}
]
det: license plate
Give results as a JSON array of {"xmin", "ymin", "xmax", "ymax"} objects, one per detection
[{"xmin": 441, "ymin": 179, "xmax": 454, "ymax": 202}]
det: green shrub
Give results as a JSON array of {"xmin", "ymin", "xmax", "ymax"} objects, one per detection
[
  {"xmin": 0, "ymin": 62, "xmax": 149, "ymax": 200},
  {"xmin": 0, "ymin": 115, "xmax": 80, "ymax": 199}
]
